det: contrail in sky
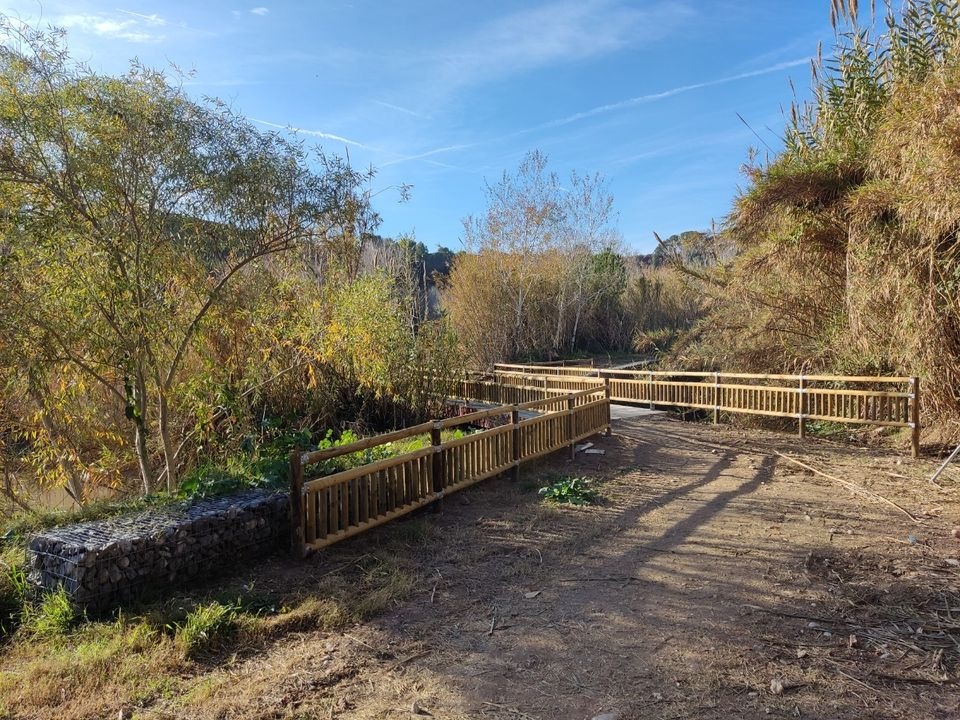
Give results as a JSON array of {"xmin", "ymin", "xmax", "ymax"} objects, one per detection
[
  {"xmin": 530, "ymin": 58, "xmax": 812, "ymax": 133},
  {"xmin": 250, "ymin": 117, "xmax": 375, "ymax": 150}
]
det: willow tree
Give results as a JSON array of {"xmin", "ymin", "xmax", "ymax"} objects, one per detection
[{"xmin": 0, "ymin": 20, "xmax": 366, "ymax": 495}]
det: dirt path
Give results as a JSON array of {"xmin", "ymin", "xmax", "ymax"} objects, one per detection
[{"xmin": 149, "ymin": 413, "xmax": 960, "ymax": 720}]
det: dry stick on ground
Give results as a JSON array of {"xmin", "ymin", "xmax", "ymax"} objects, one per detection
[
  {"xmin": 771, "ymin": 451, "xmax": 919, "ymax": 523},
  {"xmin": 480, "ymin": 701, "xmax": 539, "ymax": 720},
  {"xmin": 384, "ymin": 650, "xmax": 432, "ymax": 673},
  {"xmin": 343, "ymin": 633, "xmax": 379, "ymax": 653}
]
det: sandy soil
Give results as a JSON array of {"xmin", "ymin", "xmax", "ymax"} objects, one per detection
[{"xmin": 142, "ymin": 412, "xmax": 960, "ymax": 720}]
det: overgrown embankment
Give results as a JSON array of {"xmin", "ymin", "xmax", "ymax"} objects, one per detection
[{"xmin": 681, "ymin": 2, "xmax": 960, "ymax": 438}]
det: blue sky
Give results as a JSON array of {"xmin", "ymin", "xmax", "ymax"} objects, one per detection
[{"xmin": 1, "ymin": 1, "xmax": 835, "ymax": 252}]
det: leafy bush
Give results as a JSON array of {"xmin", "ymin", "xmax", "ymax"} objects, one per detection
[
  {"xmin": 176, "ymin": 428, "xmax": 394, "ymax": 500},
  {"xmin": 538, "ymin": 476, "xmax": 598, "ymax": 506}
]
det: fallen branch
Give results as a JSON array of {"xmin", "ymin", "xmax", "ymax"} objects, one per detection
[
  {"xmin": 558, "ymin": 576, "xmax": 644, "ymax": 583},
  {"xmin": 480, "ymin": 702, "xmax": 539, "ymax": 720},
  {"xmin": 385, "ymin": 650, "xmax": 432, "ymax": 673},
  {"xmin": 742, "ymin": 603, "xmax": 838, "ymax": 625},
  {"xmin": 929, "ymin": 442, "xmax": 960, "ymax": 486},
  {"xmin": 772, "ymin": 451, "xmax": 919, "ymax": 523}
]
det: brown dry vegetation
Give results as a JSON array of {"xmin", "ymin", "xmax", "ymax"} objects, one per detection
[
  {"xmin": 680, "ymin": 2, "xmax": 960, "ymax": 437},
  {"xmin": 2, "ymin": 412, "xmax": 958, "ymax": 720}
]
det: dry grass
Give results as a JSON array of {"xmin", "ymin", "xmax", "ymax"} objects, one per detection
[{"xmin": 0, "ymin": 538, "xmax": 424, "ymax": 719}]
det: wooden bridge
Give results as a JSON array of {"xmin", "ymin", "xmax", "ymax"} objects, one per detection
[{"xmin": 288, "ymin": 363, "xmax": 919, "ymax": 557}]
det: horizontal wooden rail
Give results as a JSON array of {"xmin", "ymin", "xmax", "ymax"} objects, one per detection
[
  {"xmin": 493, "ymin": 363, "xmax": 912, "ymax": 384},
  {"xmin": 289, "ymin": 383, "xmax": 611, "ymax": 557}
]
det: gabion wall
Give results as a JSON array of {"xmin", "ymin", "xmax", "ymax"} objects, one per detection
[{"xmin": 27, "ymin": 489, "xmax": 289, "ymax": 612}]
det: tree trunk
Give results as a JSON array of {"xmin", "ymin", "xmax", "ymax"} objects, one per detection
[
  {"xmin": 134, "ymin": 422, "xmax": 153, "ymax": 495},
  {"xmin": 512, "ymin": 289, "xmax": 526, "ymax": 359},
  {"xmin": 158, "ymin": 389, "xmax": 177, "ymax": 493},
  {"xmin": 553, "ymin": 284, "xmax": 566, "ymax": 352},
  {"xmin": 132, "ymin": 370, "xmax": 155, "ymax": 495},
  {"xmin": 571, "ymin": 298, "xmax": 584, "ymax": 352}
]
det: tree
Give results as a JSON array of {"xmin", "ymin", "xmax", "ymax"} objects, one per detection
[
  {"xmin": 0, "ymin": 20, "xmax": 371, "ymax": 495},
  {"xmin": 446, "ymin": 150, "xmax": 619, "ymax": 365}
]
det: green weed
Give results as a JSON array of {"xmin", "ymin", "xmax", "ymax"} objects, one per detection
[
  {"xmin": 0, "ymin": 545, "xmax": 28, "ymax": 635},
  {"xmin": 22, "ymin": 588, "xmax": 77, "ymax": 639},
  {"xmin": 539, "ymin": 476, "xmax": 598, "ymax": 506}
]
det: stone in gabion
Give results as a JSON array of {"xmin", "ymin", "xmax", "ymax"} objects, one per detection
[{"xmin": 27, "ymin": 489, "xmax": 290, "ymax": 613}]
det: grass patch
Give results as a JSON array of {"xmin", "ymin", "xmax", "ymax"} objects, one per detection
[
  {"xmin": 538, "ymin": 476, "xmax": 599, "ymax": 506},
  {"xmin": 259, "ymin": 595, "xmax": 348, "ymax": 638},
  {"xmin": 0, "ymin": 545, "xmax": 28, "ymax": 636},
  {"xmin": 21, "ymin": 588, "xmax": 77, "ymax": 639},
  {"xmin": 0, "ymin": 616, "xmax": 182, "ymax": 717},
  {"xmin": 806, "ymin": 419, "xmax": 852, "ymax": 438},
  {"xmin": 353, "ymin": 556, "xmax": 417, "ymax": 619},
  {"xmin": 172, "ymin": 600, "xmax": 241, "ymax": 658},
  {"xmin": 382, "ymin": 516, "xmax": 437, "ymax": 546}
]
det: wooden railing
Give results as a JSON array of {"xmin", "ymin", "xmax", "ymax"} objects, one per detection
[
  {"xmin": 288, "ymin": 386, "xmax": 610, "ymax": 557},
  {"xmin": 492, "ymin": 364, "xmax": 920, "ymax": 457}
]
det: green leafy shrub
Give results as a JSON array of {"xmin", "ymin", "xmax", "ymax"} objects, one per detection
[
  {"xmin": 538, "ymin": 476, "xmax": 598, "ymax": 506},
  {"xmin": 176, "ymin": 428, "xmax": 383, "ymax": 500}
]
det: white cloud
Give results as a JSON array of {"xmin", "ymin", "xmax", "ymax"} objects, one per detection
[
  {"xmin": 250, "ymin": 7, "xmax": 269, "ymax": 16},
  {"xmin": 58, "ymin": 11, "xmax": 167, "ymax": 43},
  {"xmin": 435, "ymin": 0, "xmax": 693, "ymax": 91}
]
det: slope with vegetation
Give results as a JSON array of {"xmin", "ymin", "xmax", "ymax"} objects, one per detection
[{"xmin": 680, "ymin": 0, "xmax": 960, "ymax": 434}]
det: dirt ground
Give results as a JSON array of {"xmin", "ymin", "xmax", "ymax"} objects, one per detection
[{"xmin": 137, "ymin": 411, "xmax": 960, "ymax": 720}]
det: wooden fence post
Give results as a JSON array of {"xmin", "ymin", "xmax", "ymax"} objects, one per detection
[
  {"xmin": 566, "ymin": 394, "xmax": 576, "ymax": 460},
  {"xmin": 289, "ymin": 450, "xmax": 306, "ymax": 559},
  {"xmin": 646, "ymin": 372, "xmax": 654, "ymax": 410},
  {"xmin": 511, "ymin": 406, "xmax": 521, "ymax": 481},
  {"xmin": 604, "ymin": 377, "xmax": 612, "ymax": 436},
  {"xmin": 713, "ymin": 373, "xmax": 720, "ymax": 424},
  {"xmin": 910, "ymin": 376, "xmax": 920, "ymax": 458},
  {"xmin": 798, "ymin": 375, "xmax": 806, "ymax": 439},
  {"xmin": 431, "ymin": 423, "xmax": 444, "ymax": 512}
]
